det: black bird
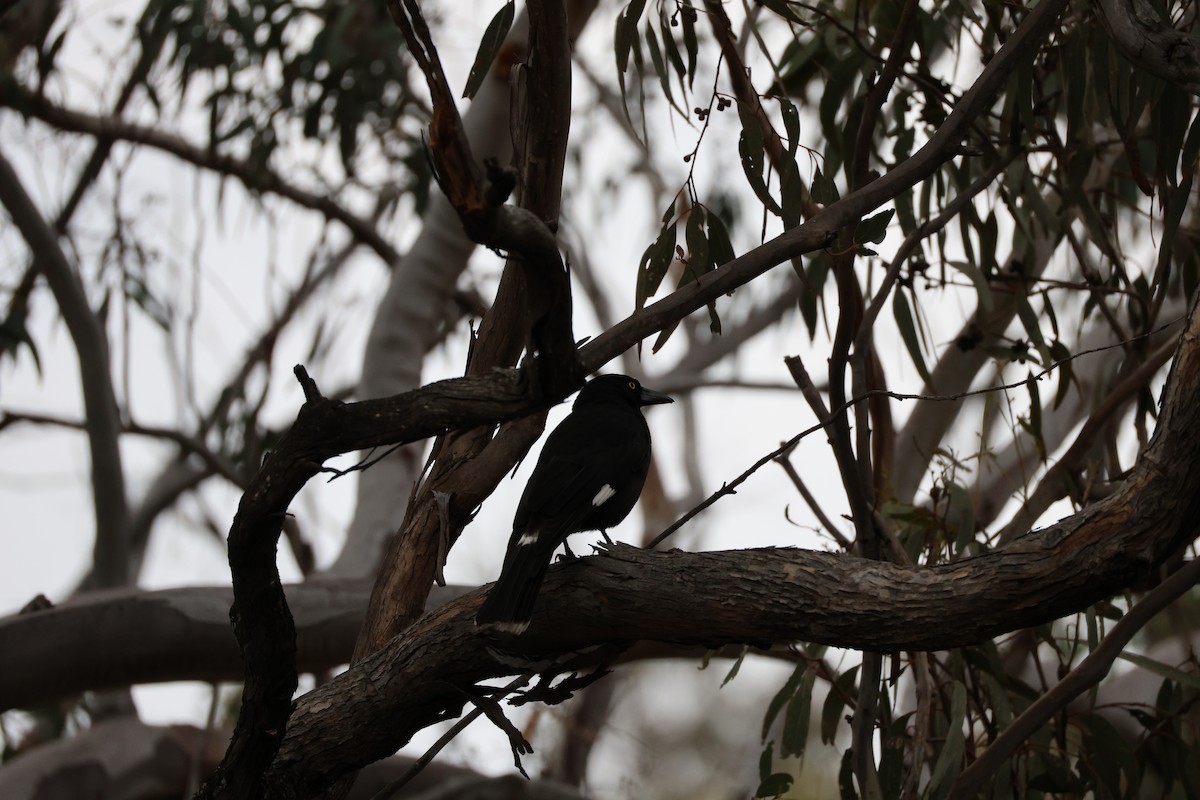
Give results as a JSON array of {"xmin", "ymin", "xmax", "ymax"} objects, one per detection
[{"xmin": 476, "ymin": 374, "xmax": 673, "ymax": 633}]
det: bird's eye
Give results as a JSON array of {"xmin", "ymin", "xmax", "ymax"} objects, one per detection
[{"xmin": 628, "ymin": 380, "xmax": 637, "ymax": 391}]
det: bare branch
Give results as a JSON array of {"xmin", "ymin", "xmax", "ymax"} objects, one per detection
[
  {"xmin": 0, "ymin": 86, "xmax": 402, "ymax": 267},
  {"xmin": 0, "ymin": 147, "xmax": 130, "ymax": 589}
]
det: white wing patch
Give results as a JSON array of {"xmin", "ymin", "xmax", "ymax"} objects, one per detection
[
  {"xmin": 518, "ymin": 532, "xmax": 539, "ymax": 546},
  {"xmin": 592, "ymin": 484, "xmax": 617, "ymax": 507}
]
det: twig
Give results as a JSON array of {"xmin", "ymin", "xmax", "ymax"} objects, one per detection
[
  {"xmin": 995, "ymin": 332, "xmax": 1181, "ymax": 543},
  {"xmin": 0, "ymin": 85, "xmax": 403, "ymax": 268},
  {"xmin": 950, "ymin": 556, "xmax": 1200, "ymax": 798},
  {"xmin": 646, "ymin": 317, "xmax": 1183, "ymax": 550},
  {"xmin": 775, "ymin": 445, "xmax": 852, "ymax": 549},
  {"xmin": 368, "ymin": 676, "xmax": 530, "ymax": 799}
]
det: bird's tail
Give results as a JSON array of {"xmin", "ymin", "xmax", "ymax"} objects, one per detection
[{"xmin": 475, "ymin": 545, "xmax": 550, "ymax": 634}]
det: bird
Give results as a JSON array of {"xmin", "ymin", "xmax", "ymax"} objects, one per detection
[{"xmin": 475, "ymin": 374, "xmax": 673, "ymax": 634}]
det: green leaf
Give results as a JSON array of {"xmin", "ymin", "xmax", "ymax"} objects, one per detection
[
  {"xmin": 893, "ymin": 290, "xmax": 932, "ymax": 385},
  {"xmin": 811, "ymin": 166, "xmax": 840, "ymax": 205},
  {"xmin": 1048, "ymin": 340, "xmax": 1073, "ymax": 410},
  {"xmin": 614, "ymin": 0, "xmax": 647, "ymax": 120},
  {"xmin": 778, "ymin": 96, "xmax": 801, "ymax": 156},
  {"xmin": 1025, "ymin": 371, "xmax": 1047, "ymax": 461},
  {"xmin": 781, "ymin": 664, "xmax": 817, "ymax": 758},
  {"xmin": 635, "ymin": 220, "xmax": 677, "ymax": 309},
  {"xmin": 1080, "ymin": 714, "xmax": 1141, "ymax": 798},
  {"xmin": 821, "ymin": 666, "xmax": 858, "ymax": 745},
  {"xmin": 855, "ymin": 208, "xmax": 895, "ymax": 245},
  {"xmin": 758, "ymin": 740, "xmax": 774, "ymax": 781},
  {"xmin": 462, "ymin": 1, "xmax": 515, "ymax": 100},
  {"xmin": 1014, "ymin": 293, "xmax": 1048, "ymax": 358},
  {"xmin": 779, "ymin": 158, "xmax": 806, "ymax": 230},
  {"xmin": 615, "ymin": 0, "xmax": 646, "ymax": 74},
  {"xmin": 652, "ymin": 208, "xmax": 721, "ymax": 351},
  {"xmin": 644, "ymin": 24, "xmax": 681, "ymax": 114},
  {"xmin": 926, "ymin": 681, "xmax": 967, "ymax": 798},
  {"xmin": 680, "ymin": 3, "xmax": 698, "ymax": 88},
  {"xmin": 707, "ymin": 209, "xmax": 736, "ymax": 268},
  {"xmin": 737, "ymin": 102, "xmax": 784, "ymax": 217},
  {"xmin": 755, "ymin": 773, "xmax": 794, "ymax": 798},
  {"xmin": 1118, "ymin": 652, "xmax": 1200, "ymax": 691},
  {"xmin": 659, "ymin": 12, "xmax": 688, "ymax": 98},
  {"xmin": 945, "ymin": 482, "xmax": 975, "ymax": 550},
  {"xmin": 721, "ymin": 644, "xmax": 750, "ymax": 686},
  {"xmin": 762, "ymin": 663, "xmax": 808, "ymax": 742}
]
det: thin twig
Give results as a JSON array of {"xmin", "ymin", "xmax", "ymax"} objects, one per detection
[
  {"xmin": 646, "ymin": 316, "xmax": 1184, "ymax": 550},
  {"xmin": 775, "ymin": 444, "xmax": 852, "ymax": 549},
  {"xmin": 369, "ymin": 676, "xmax": 531, "ymax": 800},
  {"xmin": 950, "ymin": 556, "xmax": 1200, "ymax": 798}
]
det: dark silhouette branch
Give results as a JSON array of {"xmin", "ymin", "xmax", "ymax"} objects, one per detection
[
  {"xmin": 353, "ymin": 0, "xmax": 584, "ymax": 663},
  {"xmin": 1094, "ymin": 0, "xmax": 1200, "ymax": 96},
  {"xmin": 191, "ymin": 0, "xmax": 1074, "ymax": 793},
  {"xmin": 950, "ymin": 555, "xmax": 1200, "ymax": 798}
]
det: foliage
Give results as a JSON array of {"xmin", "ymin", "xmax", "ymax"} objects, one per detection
[{"xmin": 2, "ymin": 0, "xmax": 1200, "ymax": 797}]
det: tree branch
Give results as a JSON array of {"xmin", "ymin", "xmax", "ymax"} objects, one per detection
[
  {"xmin": 0, "ymin": 146, "xmax": 130, "ymax": 589},
  {"xmin": 0, "ymin": 86, "xmax": 403, "ymax": 267},
  {"xmin": 1094, "ymin": 0, "xmax": 1200, "ymax": 96},
  {"xmin": 950, "ymin": 555, "xmax": 1200, "ymax": 797}
]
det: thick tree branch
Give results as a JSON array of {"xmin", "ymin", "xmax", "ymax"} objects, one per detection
[
  {"xmin": 354, "ymin": 0, "xmax": 584, "ymax": 659},
  {"xmin": 269, "ymin": 415, "xmax": 1200, "ymax": 798},
  {"xmin": 191, "ymin": 0, "xmax": 1072, "ymax": 792},
  {"xmin": 0, "ymin": 581, "xmax": 465, "ymax": 712},
  {"xmin": 1094, "ymin": 0, "xmax": 1200, "ymax": 96},
  {"xmin": 253, "ymin": 287, "xmax": 1200, "ymax": 796}
]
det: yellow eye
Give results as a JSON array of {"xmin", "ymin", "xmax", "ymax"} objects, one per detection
[{"xmin": 628, "ymin": 380, "xmax": 637, "ymax": 391}]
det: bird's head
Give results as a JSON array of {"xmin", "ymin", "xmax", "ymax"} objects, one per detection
[{"xmin": 575, "ymin": 374, "xmax": 674, "ymax": 409}]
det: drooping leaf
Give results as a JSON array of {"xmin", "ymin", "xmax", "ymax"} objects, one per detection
[
  {"xmin": 762, "ymin": 662, "xmax": 808, "ymax": 742},
  {"xmin": 855, "ymin": 208, "xmax": 895, "ymax": 245},
  {"xmin": 945, "ymin": 482, "xmax": 975, "ymax": 551},
  {"xmin": 462, "ymin": 0, "xmax": 514, "ymax": 100},
  {"xmin": 679, "ymin": 3, "xmax": 698, "ymax": 88},
  {"xmin": 614, "ymin": 0, "xmax": 647, "ymax": 121},
  {"xmin": 1026, "ymin": 371, "xmax": 1047, "ymax": 461},
  {"xmin": 821, "ymin": 666, "xmax": 858, "ymax": 745},
  {"xmin": 780, "ymin": 663, "xmax": 817, "ymax": 758},
  {"xmin": 893, "ymin": 289, "xmax": 932, "ymax": 385},
  {"xmin": 635, "ymin": 219, "xmax": 677, "ymax": 308},
  {"xmin": 754, "ymin": 772, "xmax": 794, "ymax": 798},
  {"xmin": 644, "ymin": 23, "xmax": 682, "ymax": 115},
  {"xmin": 811, "ymin": 166, "xmax": 840, "ymax": 205},
  {"xmin": 1118, "ymin": 653, "xmax": 1200, "ymax": 691},
  {"xmin": 707, "ymin": 209, "xmax": 736, "ymax": 268},
  {"xmin": 948, "ymin": 259, "xmax": 994, "ymax": 313},
  {"xmin": 925, "ymin": 681, "xmax": 967, "ymax": 798},
  {"xmin": 737, "ymin": 102, "xmax": 784, "ymax": 217},
  {"xmin": 721, "ymin": 644, "xmax": 750, "ymax": 686}
]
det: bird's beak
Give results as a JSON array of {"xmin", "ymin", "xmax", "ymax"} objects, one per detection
[{"xmin": 638, "ymin": 386, "xmax": 674, "ymax": 406}]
